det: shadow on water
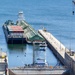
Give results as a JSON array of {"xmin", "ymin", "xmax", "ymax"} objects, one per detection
[
  {"xmin": 7, "ymin": 44, "xmax": 33, "ymax": 68},
  {"xmin": 7, "ymin": 44, "xmax": 27, "ymax": 53}
]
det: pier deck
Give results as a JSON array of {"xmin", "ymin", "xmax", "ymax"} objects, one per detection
[{"xmin": 38, "ymin": 29, "xmax": 69, "ymax": 65}]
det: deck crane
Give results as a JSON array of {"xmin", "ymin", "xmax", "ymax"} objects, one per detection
[{"xmin": 72, "ymin": 0, "xmax": 75, "ymax": 15}]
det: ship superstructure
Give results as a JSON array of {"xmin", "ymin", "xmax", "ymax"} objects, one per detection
[{"xmin": 3, "ymin": 20, "xmax": 26, "ymax": 44}]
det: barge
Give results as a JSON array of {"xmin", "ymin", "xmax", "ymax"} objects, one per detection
[
  {"xmin": 3, "ymin": 11, "xmax": 45, "ymax": 44},
  {"xmin": 3, "ymin": 20, "xmax": 26, "ymax": 44}
]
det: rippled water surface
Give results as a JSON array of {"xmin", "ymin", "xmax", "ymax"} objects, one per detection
[{"xmin": 0, "ymin": 0, "xmax": 74, "ymax": 67}]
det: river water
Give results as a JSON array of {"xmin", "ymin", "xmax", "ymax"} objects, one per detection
[{"xmin": 0, "ymin": 0, "xmax": 75, "ymax": 68}]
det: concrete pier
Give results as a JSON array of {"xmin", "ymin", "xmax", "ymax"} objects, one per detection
[
  {"xmin": 38, "ymin": 29, "xmax": 75, "ymax": 75},
  {"xmin": 38, "ymin": 29, "xmax": 69, "ymax": 64}
]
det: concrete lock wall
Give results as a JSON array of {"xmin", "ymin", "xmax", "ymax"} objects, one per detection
[{"xmin": 65, "ymin": 52, "xmax": 75, "ymax": 75}]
